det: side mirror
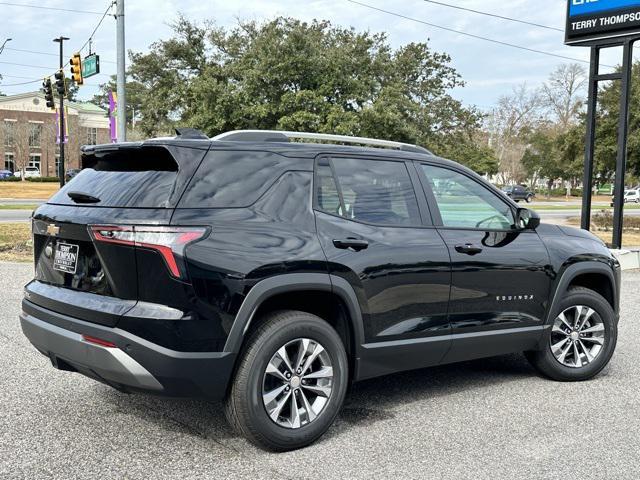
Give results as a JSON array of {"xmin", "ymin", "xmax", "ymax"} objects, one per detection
[{"xmin": 516, "ymin": 208, "xmax": 540, "ymax": 230}]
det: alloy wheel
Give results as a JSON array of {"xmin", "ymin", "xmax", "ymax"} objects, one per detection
[
  {"xmin": 550, "ymin": 305, "xmax": 606, "ymax": 368},
  {"xmin": 262, "ymin": 338, "xmax": 334, "ymax": 429}
]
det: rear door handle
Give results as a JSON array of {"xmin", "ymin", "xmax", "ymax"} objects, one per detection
[
  {"xmin": 333, "ymin": 238, "xmax": 369, "ymax": 251},
  {"xmin": 455, "ymin": 243, "xmax": 482, "ymax": 255}
]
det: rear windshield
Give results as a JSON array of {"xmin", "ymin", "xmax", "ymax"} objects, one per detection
[{"xmin": 48, "ymin": 147, "xmax": 181, "ymax": 208}]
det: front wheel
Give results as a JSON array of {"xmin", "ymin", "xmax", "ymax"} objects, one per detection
[
  {"xmin": 225, "ymin": 310, "xmax": 349, "ymax": 451},
  {"xmin": 525, "ymin": 195, "xmax": 533, "ymax": 203},
  {"xmin": 525, "ymin": 287, "xmax": 617, "ymax": 381}
]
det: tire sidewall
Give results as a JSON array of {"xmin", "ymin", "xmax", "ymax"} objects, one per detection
[
  {"xmin": 541, "ymin": 289, "xmax": 617, "ymax": 380},
  {"xmin": 243, "ymin": 315, "xmax": 348, "ymax": 449}
]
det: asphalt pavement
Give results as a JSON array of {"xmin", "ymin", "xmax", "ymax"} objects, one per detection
[{"xmin": 1, "ymin": 262, "xmax": 639, "ymax": 479}]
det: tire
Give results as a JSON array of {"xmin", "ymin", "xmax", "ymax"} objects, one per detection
[
  {"xmin": 525, "ymin": 287, "xmax": 617, "ymax": 382},
  {"xmin": 225, "ymin": 310, "xmax": 349, "ymax": 451},
  {"xmin": 525, "ymin": 195, "xmax": 533, "ymax": 203}
]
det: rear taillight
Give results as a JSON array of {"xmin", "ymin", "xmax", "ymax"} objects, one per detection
[{"xmin": 89, "ymin": 225, "xmax": 207, "ymax": 279}]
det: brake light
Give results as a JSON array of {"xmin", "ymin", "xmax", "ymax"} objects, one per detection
[{"xmin": 89, "ymin": 225, "xmax": 207, "ymax": 279}]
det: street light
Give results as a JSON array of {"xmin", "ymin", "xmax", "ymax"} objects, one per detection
[{"xmin": 0, "ymin": 38, "xmax": 12, "ymax": 54}]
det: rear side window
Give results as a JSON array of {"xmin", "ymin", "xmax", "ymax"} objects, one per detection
[
  {"xmin": 48, "ymin": 146, "xmax": 182, "ymax": 208},
  {"xmin": 178, "ymin": 150, "xmax": 304, "ymax": 208},
  {"xmin": 315, "ymin": 157, "xmax": 421, "ymax": 226}
]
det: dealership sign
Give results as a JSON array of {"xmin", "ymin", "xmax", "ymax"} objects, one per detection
[{"xmin": 566, "ymin": 0, "xmax": 640, "ymax": 44}]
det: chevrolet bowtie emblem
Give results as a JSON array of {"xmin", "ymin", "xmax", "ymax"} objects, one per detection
[{"xmin": 46, "ymin": 224, "xmax": 60, "ymax": 236}]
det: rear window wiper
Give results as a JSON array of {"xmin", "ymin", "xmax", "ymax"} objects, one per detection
[{"xmin": 67, "ymin": 191, "xmax": 101, "ymax": 204}]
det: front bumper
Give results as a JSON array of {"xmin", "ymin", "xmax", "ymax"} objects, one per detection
[{"xmin": 20, "ymin": 299, "xmax": 236, "ymax": 399}]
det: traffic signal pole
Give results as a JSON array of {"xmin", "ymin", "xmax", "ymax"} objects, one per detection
[{"xmin": 53, "ymin": 36, "xmax": 69, "ymax": 188}]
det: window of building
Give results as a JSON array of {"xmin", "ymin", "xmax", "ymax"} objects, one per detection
[
  {"xmin": 28, "ymin": 122, "xmax": 42, "ymax": 148},
  {"xmin": 3, "ymin": 120, "xmax": 16, "ymax": 148},
  {"xmin": 315, "ymin": 157, "xmax": 421, "ymax": 226},
  {"xmin": 4, "ymin": 153, "xmax": 15, "ymax": 172},
  {"xmin": 421, "ymin": 164, "xmax": 514, "ymax": 230},
  {"xmin": 86, "ymin": 127, "xmax": 98, "ymax": 145},
  {"xmin": 29, "ymin": 153, "xmax": 41, "ymax": 172},
  {"xmin": 55, "ymin": 154, "xmax": 61, "ymax": 176}
]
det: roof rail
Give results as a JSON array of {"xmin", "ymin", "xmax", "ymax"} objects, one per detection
[{"xmin": 211, "ymin": 130, "xmax": 432, "ymax": 155}]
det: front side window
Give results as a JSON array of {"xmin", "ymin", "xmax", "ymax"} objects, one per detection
[
  {"xmin": 4, "ymin": 153, "xmax": 14, "ymax": 172},
  {"xmin": 316, "ymin": 157, "xmax": 421, "ymax": 226},
  {"xmin": 421, "ymin": 164, "xmax": 514, "ymax": 229}
]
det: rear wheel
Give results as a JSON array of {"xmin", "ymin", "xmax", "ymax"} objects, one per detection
[
  {"xmin": 225, "ymin": 310, "xmax": 348, "ymax": 451},
  {"xmin": 525, "ymin": 287, "xmax": 617, "ymax": 381}
]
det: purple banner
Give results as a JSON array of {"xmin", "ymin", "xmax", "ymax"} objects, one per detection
[
  {"xmin": 108, "ymin": 90, "xmax": 118, "ymax": 142},
  {"xmin": 54, "ymin": 108, "xmax": 68, "ymax": 144}
]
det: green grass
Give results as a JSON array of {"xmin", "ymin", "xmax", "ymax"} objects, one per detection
[{"xmin": 0, "ymin": 204, "xmax": 39, "ymax": 210}]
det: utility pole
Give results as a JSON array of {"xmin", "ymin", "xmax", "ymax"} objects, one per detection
[
  {"xmin": 53, "ymin": 36, "xmax": 69, "ymax": 188},
  {"xmin": 116, "ymin": 0, "xmax": 126, "ymax": 142}
]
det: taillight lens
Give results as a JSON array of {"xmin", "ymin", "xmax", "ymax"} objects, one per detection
[{"xmin": 89, "ymin": 225, "xmax": 208, "ymax": 279}]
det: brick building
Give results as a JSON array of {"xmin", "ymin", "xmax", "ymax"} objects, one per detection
[{"xmin": 0, "ymin": 92, "xmax": 110, "ymax": 176}]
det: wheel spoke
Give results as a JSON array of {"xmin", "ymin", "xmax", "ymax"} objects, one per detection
[
  {"xmin": 289, "ymin": 392, "xmax": 301, "ymax": 428},
  {"xmin": 573, "ymin": 306, "xmax": 584, "ymax": 329},
  {"xmin": 303, "ymin": 366, "xmax": 333, "ymax": 380},
  {"xmin": 557, "ymin": 341, "xmax": 572, "ymax": 364},
  {"xmin": 301, "ymin": 383, "xmax": 332, "ymax": 398},
  {"xmin": 301, "ymin": 343, "xmax": 325, "ymax": 375},
  {"xmin": 579, "ymin": 340, "xmax": 594, "ymax": 363},
  {"xmin": 265, "ymin": 360, "xmax": 288, "ymax": 382},
  {"xmin": 267, "ymin": 390, "xmax": 291, "ymax": 422},
  {"xmin": 551, "ymin": 337, "xmax": 570, "ymax": 356},
  {"xmin": 577, "ymin": 307, "xmax": 596, "ymax": 331},
  {"xmin": 263, "ymin": 384, "xmax": 287, "ymax": 406},
  {"xmin": 558, "ymin": 312, "xmax": 573, "ymax": 331},
  {"xmin": 581, "ymin": 323, "xmax": 604, "ymax": 334},
  {"xmin": 552, "ymin": 324, "xmax": 569, "ymax": 336},
  {"xmin": 294, "ymin": 339, "xmax": 311, "ymax": 372},
  {"xmin": 580, "ymin": 336, "xmax": 604, "ymax": 345},
  {"xmin": 299, "ymin": 388, "xmax": 317, "ymax": 423},
  {"xmin": 572, "ymin": 341, "xmax": 582, "ymax": 368},
  {"xmin": 276, "ymin": 346, "xmax": 294, "ymax": 374}
]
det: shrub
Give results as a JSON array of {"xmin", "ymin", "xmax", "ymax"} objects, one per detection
[{"xmin": 26, "ymin": 177, "xmax": 60, "ymax": 183}]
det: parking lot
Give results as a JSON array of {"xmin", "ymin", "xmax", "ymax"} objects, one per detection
[{"xmin": 1, "ymin": 261, "xmax": 639, "ymax": 479}]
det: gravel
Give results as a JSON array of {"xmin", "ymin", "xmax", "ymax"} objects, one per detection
[{"xmin": 1, "ymin": 262, "xmax": 639, "ymax": 479}]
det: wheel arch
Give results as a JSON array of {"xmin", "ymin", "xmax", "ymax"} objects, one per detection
[
  {"xmin": 223, "ymin": 273, "xmax": 365, "ymax": 375},
  {"xmin": 546, "ymin": 261, "xmax": 618, "ymax": 326}
]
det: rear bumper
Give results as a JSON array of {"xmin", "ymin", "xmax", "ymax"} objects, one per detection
[{"xmin": 20, "ymin": 300, "xmax": 236, "ymax": 399}]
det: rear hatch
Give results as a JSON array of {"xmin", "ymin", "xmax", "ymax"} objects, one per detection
[{"xmin": 28, "ymin": 142, "xmax": 209, "ymax": 327}]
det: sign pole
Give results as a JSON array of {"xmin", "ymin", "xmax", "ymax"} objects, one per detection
[
  {"xmin": 612, "ymin": 39, "xmax": 634, "ymax": 249},
  {"xmin": 580, "ymin": 45, "xmax": 599, "ymax": 231}
]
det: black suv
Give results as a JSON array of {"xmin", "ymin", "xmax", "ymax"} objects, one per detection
[
  {"xmin": 503, "ymin": 184, "xmax": 535, "ymax": 203},
  {"xmin": 20, "ymin": 130, "xmax": 620, "ymax": 451}
]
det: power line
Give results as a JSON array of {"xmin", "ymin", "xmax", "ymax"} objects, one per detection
[
  {"xmin": 0, "ymin": 60, "xmax": 57, "ymax": 69},
  {"xmin": 346, "ymin": 0, "xmax": 611, "ymax": 68},
  {"xmin": 422, "ymin": 0, "xmax": 564, "ymax": 32},
  {"xmin": 0, "ymin": 2, "xmax": 103, "ymax": 15},
  {"xmin": 3, "ymin": 47, "xmax": 116, "ymax": 64}
]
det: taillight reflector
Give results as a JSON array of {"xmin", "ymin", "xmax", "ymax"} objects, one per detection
[{"xmin": 82, "ymin": 334, "xmax": 117, "ymax": 348}]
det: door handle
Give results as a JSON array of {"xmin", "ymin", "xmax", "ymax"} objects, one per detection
[
  {"xmin": 333, "ymin": 238, "xmax": 369, "ymax": 251},
  {"xmin": 455, "ymin": 243, "xmax": 483, "ymax": 255}
]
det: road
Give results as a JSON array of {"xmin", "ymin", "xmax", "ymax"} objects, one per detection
[{"xmin": 1, "ymin": 262, "xmax": 639, "ymax": 479}]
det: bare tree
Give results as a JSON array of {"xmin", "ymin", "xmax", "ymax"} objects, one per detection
[
  {"xmin": 542, "ymin": 63, "xmax": 587, "ymax": 132},
  {"xmin": 486, "ymin": 84, "xmax": 542, "ymax": 185},
  {"xmin": 11, "ymin": 121, "xmax": 33, "ymax": 181}
]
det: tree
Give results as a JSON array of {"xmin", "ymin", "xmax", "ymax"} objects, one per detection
[
  {"xmin": 99, "ymin": 16, "xmax": 493, "ymax": 171},
  {"xmin": 542, "ymin": 63, "xmax": 586, "ymax": 132},
  {"xmin": 487, "ymin": 84, "xmax": 542, "ymax": 185}
]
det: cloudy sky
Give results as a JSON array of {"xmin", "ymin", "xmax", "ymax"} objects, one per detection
[{"xmin": 0, "ymin": 0, "xmax": 627, "ymax": 110}]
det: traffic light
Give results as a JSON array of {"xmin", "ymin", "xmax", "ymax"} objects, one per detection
[
  {"xmin": 70, "ymin": 52, "xmax": 83, "ymax": 85},
  {"xmin": 42, "ymin": 78, "xmax": 55, "ymax": 110},
  {"xmin": 54, "ymin": 70, "xmax": 65, "ymax": 96}
]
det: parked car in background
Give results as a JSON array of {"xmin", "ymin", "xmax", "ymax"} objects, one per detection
[
  {"xmin": 0, "ymin": 170, "xmax": 13, "ymax": 180},
  {"xmin": 65, "ymin": 169, "xmax": 81, "ymax": 181},
  {"xmin": 502, "ymin": 184, "xmax": 535, "ymax": 203},
  {"xmin": 14, "ymin": 167, "xmax": 41, "ymax": 179},
  {"xmin": 624, "ymin": 188, "xmax": 640, "ymax": 203}
]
